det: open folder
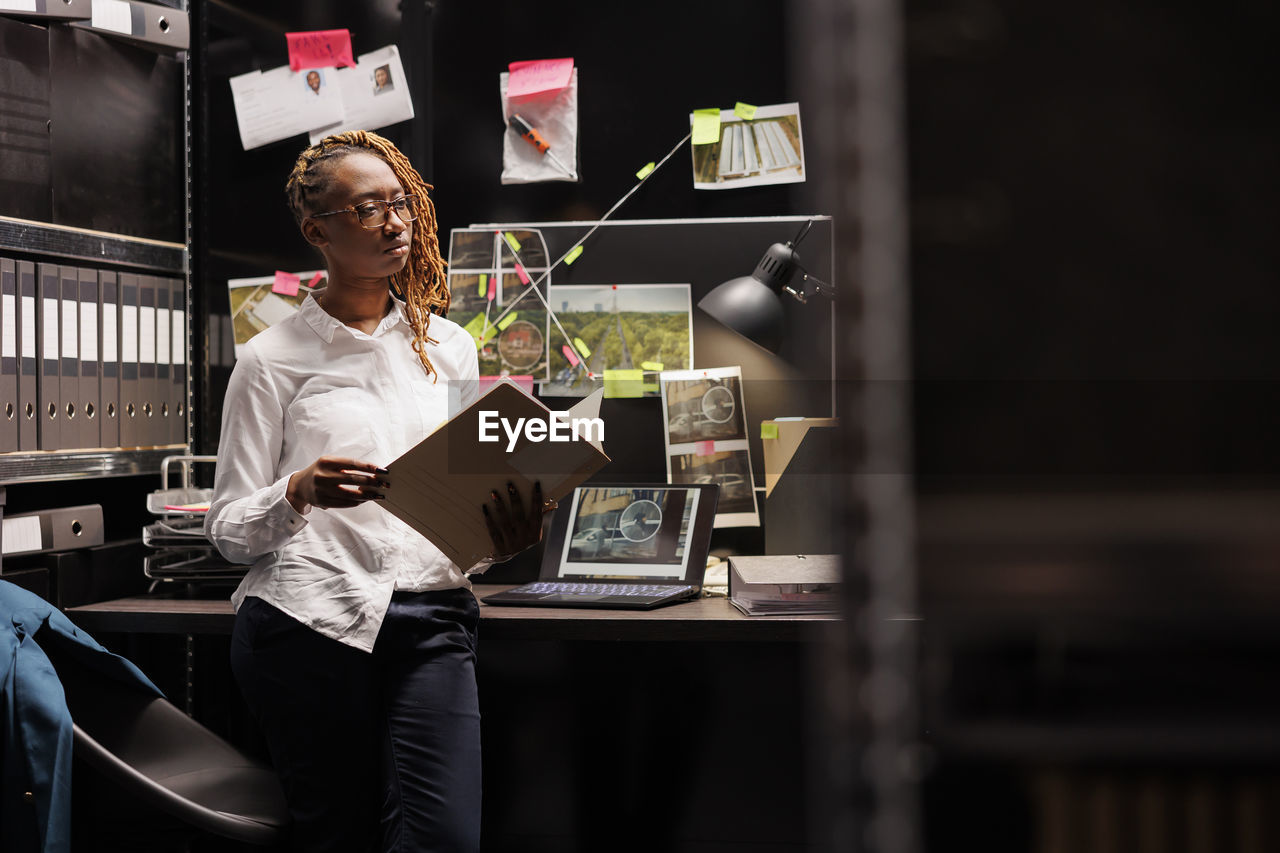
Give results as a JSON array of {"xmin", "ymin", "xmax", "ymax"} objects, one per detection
[{"xmin": 379, "ymin": 382, "xmax": 610, "ymax": 568}]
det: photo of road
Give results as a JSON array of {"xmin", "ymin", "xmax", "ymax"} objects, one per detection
[{"xmin": 543, "ymin": 284, "xmax": 692, "ymax": 396}]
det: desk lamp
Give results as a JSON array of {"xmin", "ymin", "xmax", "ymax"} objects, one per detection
[{"xmin": 697, "ymin": 219, "xmax": 834, "ymax": 353}]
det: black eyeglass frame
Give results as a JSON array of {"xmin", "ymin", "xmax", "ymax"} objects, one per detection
[{"xmin": 308, "ymin": 195, "xmax": 419, "ymax": 229}]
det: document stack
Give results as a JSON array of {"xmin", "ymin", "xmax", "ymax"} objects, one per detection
[
  {"xmin": 727, "ymin": 554, "xmax": 842, "ymax": 616},
  {"xmin": 142, "ymin": 456, "xmax": 242, "ymax": 587}
]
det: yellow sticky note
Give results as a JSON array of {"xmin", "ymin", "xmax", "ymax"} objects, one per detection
[
  {"xmin": 497, "ymin": 311, "xmax": 518, "ymax": 331},
  {"xmin": 761, "ymin": 422, "xmax": 779, "ymax": 440},
  {"xmin": 462, "ymin": 314, "xmax": 493, "ymax": 349},
  {"xmin": 564, "ymin": 245, "xmax": 584, "ymax": 265},
  {"xmin": 477, "ymin": 273, "xmax": 487, "ymax": 297},
  {"xmin": 734, "ymin": 102, "xmax": 757, "ymax": 120},
  {"xmin": 603, "ymin": 369, "xmax": 645, "ymax": 398},
  {"xmin": 640, "ymin": 361, "xmax": 663, "ymax": 371},
  {"xmin": 635, "ymin": 162, "xmax": 656, "ymax": 180},
  {"xmin": 642, "ymin": 382, "xmax": 660, "ymax": 394},
  {"xmin": 691, "ymin": 108, "xmax": 721, "ymax": 145},
  {"xmin": 502, "ymin": 231, "xmax": 522, "ymax": 252},
  {"xmin": 574, "ymin": 337, "xmax": 591, "ymax": 358}
]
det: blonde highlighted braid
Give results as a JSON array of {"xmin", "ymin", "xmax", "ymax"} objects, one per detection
[{"xmin": 285, "ymin": 130, "xmax": 451, "ymax": 378}]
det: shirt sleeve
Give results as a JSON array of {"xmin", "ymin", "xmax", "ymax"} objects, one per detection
[{"xmin": 204, "ymin": 345, "xmax": 309, "ymax": 564}]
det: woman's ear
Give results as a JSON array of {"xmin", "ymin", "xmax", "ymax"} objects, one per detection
[{"xmin": 300, "ymin": 217, "xmax": 329, "ymax": 249}]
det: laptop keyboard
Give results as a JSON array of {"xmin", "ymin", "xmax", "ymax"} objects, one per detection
[{"xmin": 517, "ymin": 581, "xmax": 695, "ymax": 598}]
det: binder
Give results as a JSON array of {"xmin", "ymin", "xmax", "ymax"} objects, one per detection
[
  {"xmin": 36, "ymin": 263, "xmax": 61, "ymax": 450},
  {"xmin": 119, "ymin": 272, "xmax": 139, "ymax": 447},
  {"xmin": 16, "ymin": 260, "xmax": 37, "ymax": 450},
  {"xmin": 155, "ymin": 276, "xmax": 171, "ymax": 445},
  {"xmin": 2, "ymin": 503, "xmax": 105, "ymax": 555},
  {"xmin": 1, "ymin": 257, "xmax": 16, "ymax": 452},
  {"xmin": 0, "ymin": 0, "xmax": 90, "ymax": 22},
  {"xmin": 167, "ymin": 277, "xmax": 186, "ymax": 446},
  {"xmin": 138, "ymin": 274, "xmax": 157, "ymax": 447},
  {"xmin": 69, "ymin": 1, "xmax": 189, "ymax": 53},
  {"xmin": 58, "ymin": 266, "xmax": 80, "ymax": 448},
  {"xmin": 98, "ymin": 270, "xmax": 120, "ymax": 449},
  {"xmin": 77, "ymin": 267, "xmax": 100, "ymax": 449}
]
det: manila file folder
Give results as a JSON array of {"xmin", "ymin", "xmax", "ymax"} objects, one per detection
[{"xmin": 380, "ymin": 382, "xmax": 610, "ymax": 568}]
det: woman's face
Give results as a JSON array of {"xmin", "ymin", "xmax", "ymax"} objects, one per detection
[
  {"xmin": 375, "ymin": 68, "xmax": 389, "ymax": 87},
  {"xmin": 302, "ymin": 152, "xmax": 412, "ymax": 280}
]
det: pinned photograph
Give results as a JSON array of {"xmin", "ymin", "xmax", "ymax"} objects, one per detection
[
  {"xmin": 445, "ymin": 227, "xmax": 551, "ymax": 380},
  {"xmin": 373, "ymin": 64, "xmax": 394, "ymax": 95},
  {"xmin": 661, "ymin": 366, "xmax": 759, "ymax": 527},
  {"xmin": 661, "ymin": 370, "xmax": 746, "ymax": 444},
  {"xmin": 690, "ymin": 102, "xmax": 805, "ymax": 190},
  {"xmin": 308, "ymin": 45, "xmax": 416, "ymax": 145},
  {"xmin": 543, "ymin": 284, "xmax": 693, "ymax": 397},
  {"xmin": 227, "ymin": 271, "xmax": 326, "ymax": 358},
  {"xmin": 303, "ymin": 69, "xmax": 325, "ymax": 96}
]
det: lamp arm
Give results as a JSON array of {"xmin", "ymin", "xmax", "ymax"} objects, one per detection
[{"xmin": 782, "ymin": 266, "xmax": 835, "ymax": 303}]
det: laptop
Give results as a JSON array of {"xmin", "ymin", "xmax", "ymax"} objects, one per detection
[{"xmin": 481, "ymin": 483, "xmax": 720, "ymax": 610}]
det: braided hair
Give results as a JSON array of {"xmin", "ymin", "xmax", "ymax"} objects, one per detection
[{"xmin": 285, "ymin": 130, "xmax": 450, "ymax": 378}]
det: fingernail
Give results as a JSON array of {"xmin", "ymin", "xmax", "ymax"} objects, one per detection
[
  {"xmin": 375, "ymin": 467, "xmax": 390, "ymax": 475},
  {"xmin": 372, "ymin": 493, "xmax": 387, "ymax": 500}
]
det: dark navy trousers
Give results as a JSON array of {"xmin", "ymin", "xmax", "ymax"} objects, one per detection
[{"xmin": 230, "ymin": 588, "xmax": 482, "ymax": 853}]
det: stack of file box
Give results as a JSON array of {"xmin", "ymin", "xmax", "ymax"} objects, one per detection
[{"xmin": 142, "ymin": 456, "xmax": 244, "ymax": 588}]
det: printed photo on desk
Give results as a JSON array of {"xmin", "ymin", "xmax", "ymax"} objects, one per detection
[
  {"xmin": 445, "ymin": 227, "xmax": 550, "ymax": 380},
  {"xmin": 542, "ymin": 284, "xmax": 692, "ymax": 397},
  {"xmin": 227, "ymin": 271, "xmax": 326, "ymax": 358},
  {"xmin": 661, "ymin": 366, "xmax": 759, "ymax": 527}
]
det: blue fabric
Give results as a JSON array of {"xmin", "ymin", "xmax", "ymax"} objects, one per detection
[{"xmin": 0, "ymin": 580, "xmax": 163, "ymax": 853}]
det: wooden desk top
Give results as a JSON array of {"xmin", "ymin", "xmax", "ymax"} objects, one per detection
[{"xmin": 65, "ymin": 585, "xmax": 839, "ymax": 642}]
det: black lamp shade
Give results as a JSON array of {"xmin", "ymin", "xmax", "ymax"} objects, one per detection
[{"xmin": 697, "ymin": 242, "xmax": 797, "ymax": 353}]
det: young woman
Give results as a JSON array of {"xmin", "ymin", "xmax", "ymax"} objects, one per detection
[{"xmin": 206, "ymin": 130, "xmax": 544, "ymax": 852}]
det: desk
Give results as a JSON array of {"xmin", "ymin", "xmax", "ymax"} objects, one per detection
[
  {"xmin": 65, "ymin": 584, "xmax": 838, "ymax": 641},
  {"xmin": 66, "ymin": 586, "xmax": 837, "ymax": 852}
]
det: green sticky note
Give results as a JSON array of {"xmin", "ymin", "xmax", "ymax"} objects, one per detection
[
  {"xmin": 636, "ymin": 161, "xmax": 656, "ymax": 180},
  {"xmin": 761, "ymin": 422, "xmax": 779, "ymax": 440},
  {"xmin": 691, "ymin": 108, "xmax": 721, "ymax": 145},
  {"xmin": 603, "ymin": 369, "xmax": 645, "ymax": 398},
  {"xmin": 574, "ymin": 337, "xmax": 591, "ymax": 358},
  {"xmin": 642, "ymin": 382, "xmax": 660, "ymax": 394},
  {"xmin": 462, "ymin": 314, "xmax": 493, "ymax": 349},
  {"xmin": 497, "ymin": 311, "xmax": 518, "ymax": 331},
  {"xmin": 734, "ymin": 102, "xmax": 758, "ymax": 120},
  {"xmin": 640, "ymin": 361, "xmax": 664, "ymax": 371},
  {"xmin": 502, "ymin": 231, "xmax": 522, "ymax": 252},
  {"xmin": 477, "ymin": 274, "xmax": 487, "ymax": 297},
  {"xmin": 564, "ymin": 245, "xmax": 584, "ymax": 265}
]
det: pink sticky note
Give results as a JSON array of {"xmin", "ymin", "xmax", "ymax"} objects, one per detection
[
  {"xmin": 562, "ymin": 344, "xmax": 580, "ymax": 367},
  {"xmin": 695, "ymin": 440, "xmax": 716, "ymax": 457},
  {"xmin": 507, "ymin": 58, "xmax": 574, "ymax": 98},
  {"xmin": 486, "ymin": 278, "xmax": 497, "ymax": 301},
  {"xmin": 286, "ymin": 30, "xmax": 355, "ymax": 71},
  {"xmin": 514, "ymin": 262, "xmax": 530, "ymax": 285},
  {"xmin": 308, "ymin": 271, "xmax": 324, "ymax": 288},
  {"xmin": 272, "ymin": 271, "xmax": 300, "ymax": 296}
]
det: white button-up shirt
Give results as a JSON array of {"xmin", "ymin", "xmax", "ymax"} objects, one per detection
[{"xmin": 206, "ymin": 292, "xmax": 481, "ymax": 652}]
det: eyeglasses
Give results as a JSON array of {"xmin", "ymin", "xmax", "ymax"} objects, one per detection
[{"xmin": 309, "ymin": 195, "xmax": 419, "ymax": 229}]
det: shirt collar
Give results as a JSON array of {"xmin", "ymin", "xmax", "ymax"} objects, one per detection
[{"xmin": 300, "ymin": 288, "xmax": 409, "ymax": 343}]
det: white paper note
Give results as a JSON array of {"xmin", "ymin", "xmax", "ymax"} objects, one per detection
[
  {"xmin": 308, "ymin": 45, "xmax": 416, "ymax": 144},
  {"xmin": 230, "ymin": 64, "xmax": 346, "ymax": 151}
]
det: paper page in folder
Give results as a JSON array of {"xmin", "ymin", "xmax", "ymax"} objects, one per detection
[{"xmin": 379, "ymin": 383, "xmax": 609, "ymax": 568}]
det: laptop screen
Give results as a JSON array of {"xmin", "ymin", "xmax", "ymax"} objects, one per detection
[{"xmin": 554, "ymin": 486, "xmax": 703, "ymax": 581}]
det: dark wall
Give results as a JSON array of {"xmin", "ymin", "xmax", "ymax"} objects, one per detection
[{"xmin": 907, "ymin": 0, "xmax": 1280, "ymax": 490}]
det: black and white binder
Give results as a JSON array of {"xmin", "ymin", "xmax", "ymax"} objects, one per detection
[
  {"xmin": 138, "ymin": 274, "xmax": 157, "ymax": 447},
  {"xmin": 16, "ymin": 261, "xmax": 37, "ymax": 451},
  {"xmin": 154, "ymin": 277, "xmax": 171, "ymax": 445},
  {"xmin": 1, "ymin": 257, "xmax": 17, "ymax": 453},
  {"xmin": 36, "ymin": 263, "xmax": 61, "ymax": 451},
  {"xmin": 58, "ymin": 266, "xmax": 80, "ymax": 448},
  {"xmin": 119, "ymin": 272, "xmax": 139, "ymax": 447},
  {"xmin": 167, "ymin": 277, "xmax": 186, "ymax": 446},
  {"xmin": 98, "ymin": 270, "xmax": 120, "ymax": 449},
  {"xmin": 77, "ymin": 267, "xmax": 100, "ymax": 449},
  {"xmin": 70, "ymin": 1, "xmax": 189, "ymax": 53}
]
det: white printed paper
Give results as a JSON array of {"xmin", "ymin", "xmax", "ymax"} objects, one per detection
[
  {"xmin": 2, "ymin": 294, "xmax": 15, "ymax": 359},
  {"xmin": 21, "ymin": 296, "xmax": 35, "ymax": 359},
  {"xmin": 139, "ymin": 306, "xmax": 156, "ymax": 363},
  {"xmin": 0, "ymin": 1, "xmax": 40, "ymax": 14},
  {"xmin": 156, "ymin": 307, "xmax": 171, "ymax": 365},
  {"xmin": 102, "ymin": 304, "xmax": 117, "ymax": 361},
  {"xmin": 172, "ymin": 310, "xmax": 185, "ymax": 365},
  {"xmin": 80, "ymin": 302, "xmax": 97, "ymax": 362},
  {"xmin": 122, "ymin": 305, "xmax": 138, "ymax": 362},
  {"xmin": 42, "ymin": 298, "xmax": 58, "ymax": 359},
  {"xmin": 309, "ymin": 45, "xmax": 416, "ymax": 144},
  {"xmin": 91, "ymin": 0, "xmax": 133, "ymax": 35},
  {"xmin": 230, "ymin": 64, "xmax": 345, "ymax": 151},
  {"xmin": 61, "ymin": 304, "xmax": 77, "ymax": 359}
]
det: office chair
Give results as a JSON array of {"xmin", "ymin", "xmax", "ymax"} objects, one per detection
[{"xmin": 44, "ymin": 635, "xmax": 290, "ymax": 847}]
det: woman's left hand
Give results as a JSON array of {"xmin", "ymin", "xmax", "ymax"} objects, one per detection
[{"xmin": 482, "ymin": 481, "xmax": 555, "ymax": 562}]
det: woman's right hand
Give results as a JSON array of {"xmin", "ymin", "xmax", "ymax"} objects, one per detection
[{"xmin": 286, "ymin": 457, "xmax": 390, "ymax": 512}]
